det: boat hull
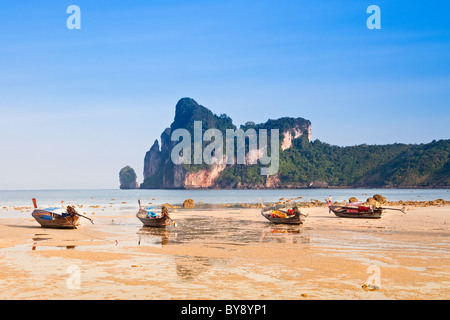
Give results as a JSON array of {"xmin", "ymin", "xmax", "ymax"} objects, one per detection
[
  {"xmin": 32, "ymin": 210, "xmax": 80, "ymax": 229},
  {"xmin": 329, "ymin": 206, "xmax": 383, "ymax": 219},
  {"xmin": 260, "ymin": 209, "xmax": 305, "ymax": 225},
  {"xmin": 136, "ymin": 211, "xmax": 170, "ymax": 228}
]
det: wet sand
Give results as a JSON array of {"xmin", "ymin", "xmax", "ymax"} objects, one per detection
[{"xmin": 0, "ymin": 205, "xmax": 448, "ymax": 300}]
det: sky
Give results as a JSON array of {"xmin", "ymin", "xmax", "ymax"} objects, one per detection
[{"xmin": 0, "ymin": 0, "xmax": 449, "ymax": 189}]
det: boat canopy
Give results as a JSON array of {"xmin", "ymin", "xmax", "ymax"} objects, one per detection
[{"xmin": 42, "ymin": 207, "xmax": 66, "ymax": 214}]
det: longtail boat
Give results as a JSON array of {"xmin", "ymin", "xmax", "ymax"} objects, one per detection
[
  {"xmin": 259, "ymin": 198, "xmax": 307, "ymax": 225},
  {"xmin": 325, "ymin": 198, "xmax": 405, "ymax": 219},
  {"xmin": 31, "ymin": 198, "xmax": 93, "ymax": 229},
  {"xmin": 136, "ymin": 200, "xmax": 177, "ymax": 228},
  {"xmin": 328, "ymin": 205, "xmax": 384, "ymax": 219}
]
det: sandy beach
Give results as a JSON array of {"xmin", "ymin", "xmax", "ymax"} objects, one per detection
[{"xmin": 0, "ymin": 203, "xmax": 448, "ymax": 300}]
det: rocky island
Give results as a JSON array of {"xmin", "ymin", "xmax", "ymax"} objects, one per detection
[
  {"xmin": 122, "ymin": 98, "xmax": 449, "ymax": 189},
  {"xmin": 119, "ymin": 166, "xmax": 139, "ymax": 189}
]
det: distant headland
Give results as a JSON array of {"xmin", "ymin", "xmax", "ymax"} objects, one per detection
[{"xmin": 120, "ymin": 98, "xmax": 449, "ymax": 190}]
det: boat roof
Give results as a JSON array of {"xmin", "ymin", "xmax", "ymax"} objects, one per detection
[
  {"xmin": 43, "ymin": 207, "xmax": 62, "ymax": 211},
  {"xmin": 41, "ymin": 207, "xmax": 66, "ymax": 214}
]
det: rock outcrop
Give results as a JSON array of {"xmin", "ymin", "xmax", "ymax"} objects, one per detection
[
  {"xmin": 119, "ymin": 166, "xmax": 139, "ymax": 189},
  {"xmin": 143, "ymin": 140, "xmax": 162, "ymax": 180},
  {"xmin": 182, "ymin": 199, "xmax": 195, "ymax": 209},
  {"xmin": 281, "ymin": 126, "xmax": 311, "ymax": 150}
]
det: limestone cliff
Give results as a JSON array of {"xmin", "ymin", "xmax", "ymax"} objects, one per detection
[
  {"xmin": 129, "ymin": 98, "xmax": 449, "ymax": 189},
  {"xmin": 140, "ymin": 98, "xmax": 311, "ymax": 189},
  {"xmin": 143, "ymin": 140, "xmax": 162, "ymax": 180},
  {"xmin": 281, "ymin": 125, "xmax": 312, "ymax": 150},
  {"xmin": 184, "ymin": 163, "xmax": 227, "ymax": 189}
]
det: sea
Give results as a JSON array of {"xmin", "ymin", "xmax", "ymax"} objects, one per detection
[{"xmin": 1, "ymin": 188, "xmax": 449, "ymax": 208}]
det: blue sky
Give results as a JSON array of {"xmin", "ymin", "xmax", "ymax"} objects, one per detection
[{"xmin": 1, "ymin": 0, "xmax": 449, "ymax": 189}]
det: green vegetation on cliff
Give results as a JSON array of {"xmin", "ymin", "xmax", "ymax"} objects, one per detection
[
  {"xmin": 171, "ymin": 98, "xmax": 235, "ymax": 134},
  {"xmin": 215, "ymin": 137, "xmax": 450, "ymax": 188}
]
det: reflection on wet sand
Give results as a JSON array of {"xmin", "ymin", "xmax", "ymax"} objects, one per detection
[
  {"xmin": 137, "ymin": 227, "xmax": 175, "ymax": 246},
  {"xmin": 30, "ymin": 233, "xmax": 78, "ymax": 251},
  {"xmin": 31, "ymin": 243, "xmax": 77, "ymax": 251},
  {"xmin": 159, "ymin": 216, "xmax": 309, "ymax": 245},
  {"xmin": 259, "ymin": 226, "xmax": 311, "ymax": 244}
]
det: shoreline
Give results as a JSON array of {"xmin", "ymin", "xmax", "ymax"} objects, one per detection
[
  {"xmin": 1, "ymin": 197, "xmax": 449, "ymax": 216},
  {"xmin": 172, "ymin": 186, "xmax": 450, "ymax": 190},
  {"xmin": 2, "ymin": 198, "xmax": 450, "ymax": 211},
  {"xmin": 139, "ymin": 197, "xmax": 450, "ymax": 210}
]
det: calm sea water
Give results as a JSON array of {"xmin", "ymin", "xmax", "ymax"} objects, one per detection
[{"xmin": 0, "ymin": 188, "xmax": 449, "ymax": 208}]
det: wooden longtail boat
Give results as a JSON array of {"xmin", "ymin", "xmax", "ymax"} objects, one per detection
[
  {"xmin": 32, "ymin": 209, "xmax": 80, "ymax": 228},
  {"xmin": 31, "ymin": 198, "xmax": 80, "ymax": 229},
  {"xmin": 259, "ymin": 198, "xmax": 307, "ymax": 225},
  {"xmin": 136, "ymin": 212, "xmax": 171, "ymax": 228},
  {"xmin": 328, "ymin": 205, "xmax": 384, "ymax": 219},
  {"xmin": 325, "ymin": 198, "xmax": 405, "ymax": 219},
  {"xmin": 31, "ymin": 198, "xmax": 93, "ymax": 229},
  {"xmin": 136, "ymin": 200, "xmax": 176, "ymax": 228}
]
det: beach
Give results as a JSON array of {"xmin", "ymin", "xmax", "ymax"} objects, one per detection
[{"xmin": 0, "ymin": 203, "xmax": 448, "ymax": 300}]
